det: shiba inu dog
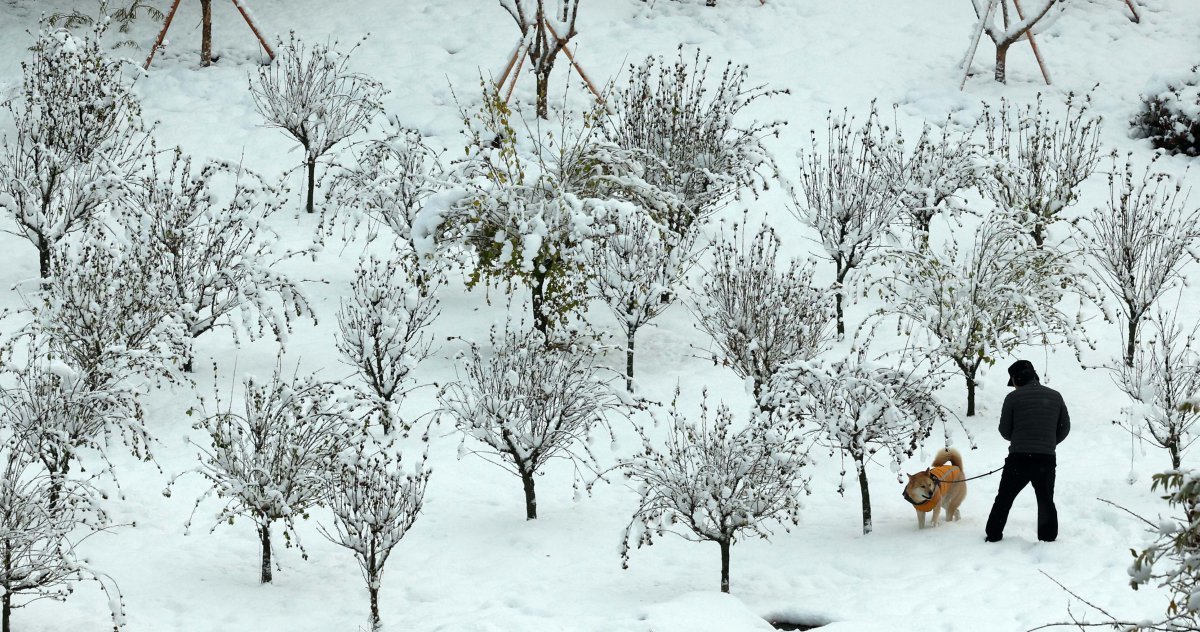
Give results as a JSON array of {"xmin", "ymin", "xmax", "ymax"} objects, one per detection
[{"xmin": 903, "ymin": 448, "xmax": 966, "ymax": 529}]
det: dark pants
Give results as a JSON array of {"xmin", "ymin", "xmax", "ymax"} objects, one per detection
[{"xmin": 985, "ymin": 453, "xmax": 1058, "ymax": 542}]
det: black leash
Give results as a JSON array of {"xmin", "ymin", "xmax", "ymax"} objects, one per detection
[{"xmin": 940, "ymin": 465, "xmax": 1005, "ymax": 483}]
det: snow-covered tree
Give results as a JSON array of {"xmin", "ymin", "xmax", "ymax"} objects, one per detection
[
  {"xmin": 0, "ymin": 447, "xmax": 124, "ymax": 632},
  {"xmin": 437, "ymin": 325, "xmax": 624, "ymax": 520},
  {"xmin": 320, "ymin": 438, "xmax": 430, "ymax": 632},
  {"xmin": 447, "ymin": 87, "xmax": 656, "ymax": 335},
  {"xmin": 968, "ymin": 0, "xmax": 1064, "ymax": 84},
  {"xmin": 691, "ymin": 218, "xmax": 836, "ymax": 408},
  {"xmin": 499, "ymin": 0, "xmax": 581, "ymax": 119},
  {"xmin": 324, "ymin": 120, "xmax": 446, "ymax": 248},
  {"xmin": 0, "ymin": 352, "xmax": 150, "ymax": 511},
  {"xmin": 336, "ymin": 256, "xmax": 443, "ymax": 433},
  {"xmin": 0, "ymin": 18, "xmax": 148, "ymax": 278},
  {"xmin": 1116, "ymin": 310, "xmax": 1200, "ymax": 470},
  {"xmin": 1079, "ymin": 154, "xmax": 1200, "ymax": 369},
  {"xmin": 874, "ymin": 116, "xmax": 981, "ymax": 247},
  {"xmin": 34, "ymin": 229, "xmax": 186, "ymax": 388},
  {"xmin": 174, "ymin": 363, "xmax": 354, "ymax": 583},
  {"xmin": 601, "ymin": 48, "xmax": 782, "ymax": 237},
  {"xmin": 762, "ymin": 353, "xmax": 947, "ymax": 535},
  {"xmin": 585, "ymin": 203, "xmax": 699, "ymax": 391},
  {"xmin": 791, "ymin": 107, "xmax": 904, "ymax": 337},
  {"xmin": 874, "ymin": 213, "xmax": 1089, "ymax": 416},
  {"xmin": 125, "ymin": 148, "xmax": 314, "ymax": 372},
  {"xmin": 250, "ymin": 32, "xmax": 385, "ymax": 214},
  {"xmin": 619, "ymin": 390, "xmax": 810, "ymax": 593},
  {"xmin": 1125, "ymin": 470, "xmax": 1200, "ymax": 631},
  {"xmin": 979, "ymin": 94, "xmax": 1102, "ymax": 247}
]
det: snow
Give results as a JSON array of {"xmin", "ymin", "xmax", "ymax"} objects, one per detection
[{"xmin": 3, "ymin": 0, "xmax": 1200, "ymax": 631}]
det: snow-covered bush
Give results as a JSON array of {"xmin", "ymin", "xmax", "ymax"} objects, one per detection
[
  {"xmin": 1132, "ymin": 66, "xmax": 1200, "ymax": 157},
  {"xmin": 0, "ymin": 351, "xmax": 151, "ymax": 511},
  {"xmin": 336, "ymin": 256, "xmax": 443, "ymax": 433},
  {"xmin": 320, "ymin": 438, "xmax": 430, "ymax": 632},
  {"xmin": 691, "ymin": 218, "xmax": 835, "ymax": 407},
  {"xmin": 0, "ymin": 446, "xmax": 124, "ymax": 632},
  {"xmin": 324, "ymin": 120, "xmax": 446, "ymax": 248},
  {"xmin": 0, "ymin": 18, "xmax": 148, "ymax": 277},
  {"xmin": 125, "ymin": 148, "xmax": 314, "ymax": 372},
  {"xmin": 601, "ymin": 47, "xmax": 782, "ymax": 237},
  {"xmin": 34, "ymin": 229, "xmax": 186, "ymax": 388},
  {"xmin": 874, "ymin": 115, "xmax": 980, "ymax": 246},
  {"xmin": 979, "ymin": 94, "xmax": 1102, "ymax": 247},
  {"xmin": 585, "ymin": 203, "xmax": 699, "ymax": 391},
  {"xmin": 437, "ymin": 325, "xmax": 624, "ymax": 520},
  {"xmin": 250, "ymin": 32, "xmax": 385, "ymax": 214},
  {"xmin": 1116, "ymin": 310, "xmax": 1200, "ymax": 470},
  {"xmin": 619, "ymin": 390, "xmax": 810, "ymax": 593},
  {"xmin": 762, "ymin": 353, "xmax": 947, "ymax": 535},
  {"xmin": 175, "ymin": 363, "xmax": 355, "ymax": 583},
  {"xmin": 1126, "ymin": 470, "xmax": 1200, "ymax": 630},
  {"xmin": 1080, "ymin": 154, "xmax": 1200, "ymax": 368},
  {"xmin": 499, "ymin": 0, "xmax": 581, "ymax": 118},
  {"xmin": 873, "ymin": 213, "xmax": 1089, "ymax": 417},
  {"xmin": 791, "ymin": 107, "xmax": 903, "ymax": 337}
]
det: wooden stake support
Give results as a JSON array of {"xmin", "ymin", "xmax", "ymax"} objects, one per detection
[
  {"xmin": 959, "ymin": 0, "xmax": 1052, "ymax": 90},
  {"xmin": 495, "ymin": 17, "xmax": 603, "ymax": 107},
  {"xmin": 1123, "ymin": 0, "xmax": 1141, "ymax": 23},
  {"xmin": 144, "ymin": 0, "xmax": 276, "ymax": 70}
]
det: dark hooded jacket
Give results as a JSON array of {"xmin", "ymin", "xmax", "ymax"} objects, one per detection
[{"xmin": 998, "ymin": 379, "xmax": 1070, "ymax": 454}]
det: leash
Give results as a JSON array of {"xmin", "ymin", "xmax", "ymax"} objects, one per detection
[{"xmin": 934, "ymin": 465, "xmax": 1005, "ymax": 484}]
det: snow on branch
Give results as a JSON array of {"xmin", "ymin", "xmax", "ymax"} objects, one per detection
[
  {"xmin": 172, "ymin": 361, "xmax": 355, "ymax": 583},
  {"xmin": 437, "ymin": 324, "xmax": 625, "ymax": 520},
  {"xmin": 320, "ymin": 437, "xmax": 430, "ymax": 632},
  {"xmin": 336, "ymin": 255, "xmax": 443, "ymax": 434},
  {"xmin": 691, "ymin": 217, "xmax": 835, "ymax": 408},
  {"xmin": 619, "ymin": 390, "xmax": 811, "ymax": 593},
  {"xmin": 251, "ymin": 32, "xmax": 385, "ymax": 214},
  {"xmin": 1078, "ymin": 153, "xmax": 1200, "ymax": 369}
]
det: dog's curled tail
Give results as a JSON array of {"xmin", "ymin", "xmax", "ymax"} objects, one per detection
[{"xmin": 933, "ymin": 447, "xmax": 963, "ymax": 470}]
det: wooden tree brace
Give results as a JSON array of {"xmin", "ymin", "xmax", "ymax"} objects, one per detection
[{"xmin": 144, "ymin": 0, "xmax": 276, "ymax": 70}]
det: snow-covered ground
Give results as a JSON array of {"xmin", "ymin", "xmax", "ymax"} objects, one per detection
[{"xmin": 2, "ymin": 0, "xmax": 1200, "ymax": 630}]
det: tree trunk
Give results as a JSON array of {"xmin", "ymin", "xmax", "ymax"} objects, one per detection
[
  {"xmin": 2, "ymin": 590, "xmax": 11, "ymax": 632},
  {"xmin": 834, "ymin": 290, "xmax": 845, "ymax": 338},
  {"xmin": 718, "ymin": 538, "xmax": 731, "ymax": 593},
  {"xmin": 200, "ymin": 0, "xmax": 213, "ymax": 67},
  {"xmin": 856, "ymin": 456, "xmax": 872, "ymax": 535},
  {"xmin": 535, "ymin": 62, "xmax": 554, "ymax": 120},
  {"xmin": 521, "ymin": 467, "xmax": 537, "ymax": 520},
  {"xmin": 1125, "ymin": 317, "xmax": 1138, "ymax": 368},
  {"xmin": 994, "ymin": 41, "xmax": 1010, "ymax": 84},
  {"xmin": 1170, "ymin": 438, "xmax": 1182, "ymax": 470},
  {"xmin": 38, "ymin": 237, "xmax": 51, "ymax": 279},
  {"xmin": 305, "ymin": 157, "xmax": 317, "ymax": 214},
  {"xmin": 368, "ymin": 573, "xmax": 381, "ymax": 631},
  {"xmin": 966, "ymin": 373, "xmax": 977, "ymax": 417},
  {"xmin": 530, "ymin": 270, "xmax": 550, "ymax": 338},
  {"xmin": 47, "ymin": 461, "xmax": 69, "ymax": 514},
  {"xmin": 259, "ymin": 523, "xmax": 272, "ymax": 583},
  {"xmin": 625, "ymin": 329, "xmax": 635, "ymax": 392}
]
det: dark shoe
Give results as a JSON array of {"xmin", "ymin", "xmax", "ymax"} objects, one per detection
[
  {"xmin": 1039, "ymin": 538, "xmax": 1055, "ymax": 543},
  {"xmin": 985, "ymin": 535, "xmax": 1002, "ymax": 542}
]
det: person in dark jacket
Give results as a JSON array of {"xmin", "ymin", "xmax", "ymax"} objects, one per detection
[{"xmin": 984, "ymin": 359, "xmax": 1070, "ymax": 542}]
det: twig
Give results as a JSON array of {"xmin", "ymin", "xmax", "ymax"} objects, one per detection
[{"xmin": 1097, "ymin": 497, "xmax": 1157, "ymax": 529}]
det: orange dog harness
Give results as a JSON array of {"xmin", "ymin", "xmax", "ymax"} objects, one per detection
[{"xmin": 907, "ymin": 465, "xmax": 964, "ymax": 512}]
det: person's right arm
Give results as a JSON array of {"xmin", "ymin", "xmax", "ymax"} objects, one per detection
[{"xmin": 999, "ymin": 393, "xmax": 1014, "ymax": 441}]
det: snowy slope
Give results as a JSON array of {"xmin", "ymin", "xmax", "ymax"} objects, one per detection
[{"xmin": 3, "ymin": 0, "xmax": 1200, "ymax": 631}]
